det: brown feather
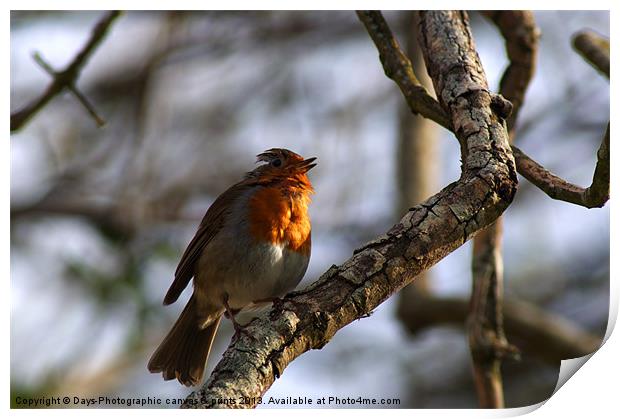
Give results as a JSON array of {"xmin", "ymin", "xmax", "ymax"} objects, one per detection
[
  {"xmin": 148, "ymin": 295, "xmax": 222, "ymax": 386},
  {"xmin": 163, "ymin": 182, "xmax": 253, "ymax": 305}
]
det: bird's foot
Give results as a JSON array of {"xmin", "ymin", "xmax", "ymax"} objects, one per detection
[
  {"xmin": 252, "ymin": 296, "xmax": 284, "ymax": 307},
  {"xmin": 223, "ymin": 294, "xmax": 254, "ymax": 341}
]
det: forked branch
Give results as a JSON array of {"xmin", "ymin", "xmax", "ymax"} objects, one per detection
[
  {"xmin": 10, "ymin": 11, "xmax": 121, "ymax": 132},
  {"xmin": 358, "ymin": 11, "xmax": 610, "ymax": 210}
]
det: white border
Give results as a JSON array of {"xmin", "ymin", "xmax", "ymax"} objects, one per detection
[{"xmin": 5, "ymin": 2, "xmax": 617, "ymax": 418}]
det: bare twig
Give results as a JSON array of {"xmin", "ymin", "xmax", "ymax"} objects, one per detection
[
  {"xmin": 573, "ymin": 30, "xmax": 610, "ymax": 79},
  {"xmin": 512, "ymin": 123, "xmax": 610, "ymax": 208},
  {"xmin": 482, "ymin": 11, "xmax": 539, "ymax": 133},
  {"xmin": 182, "ymin": 10, "xmax": 516, "ymax": 408},
  {"xmin": 32, "ymin": 52, "xmax": 107, "ymax": 127},
  {"xmin": 398, "ymin": 293, "xmax": 601, "ymax": 364},
  {"xmin": 356, "ymin": 11, "xmax": 452, "ymax": 131},
  {"xmin": 10, "ymin": 10, "xmax": 122, "ymax": 132}
]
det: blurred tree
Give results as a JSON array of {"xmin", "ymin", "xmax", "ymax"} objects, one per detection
[{"xmin": 395, "ymin": 11, "xmax": 440, "ymax": 294}]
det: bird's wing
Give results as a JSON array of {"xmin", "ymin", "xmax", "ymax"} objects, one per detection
[{"xmin": 163, "ymin": 181, "xmax": 252, "ymax": 305}]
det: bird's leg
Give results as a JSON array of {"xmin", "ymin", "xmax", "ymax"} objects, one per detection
[{"xmin": 223, "ymin": 293, "xmax": 250, "ymax": 339}]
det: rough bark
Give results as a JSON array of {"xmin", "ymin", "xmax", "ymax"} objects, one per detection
[{"xmin": 182, "ymin": 10, "xmax": 517, "ymax": 408}]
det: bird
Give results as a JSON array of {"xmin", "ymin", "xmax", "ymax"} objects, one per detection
[{"xmin": 148, "ymin": 148, "xmax": 316, "ymax": 386}]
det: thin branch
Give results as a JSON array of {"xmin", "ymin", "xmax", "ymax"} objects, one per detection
[
  {"xmin": 512, "ymin": 122, "xmax": 610, "ymax": 208},
  {"xmin": 182, "ymin": 10, "xmax": 517, "ymax": 408},
  {"xmin": 10, "ymin": 11, "xmax": 122, "ymax": 132},
  {"xmin": 398, "ymin": 293, "xmax": 601, "ymax": 364},
  {"xmin": 11, "ymin": 199, "xmax": 133, "ymax": 238},
  {"xmin": 482, "ymin": 11, "xmax": 539, "ymax": 133},
  {"xmin": 468, "ymin": 221, "xmax": 516, "ymax": 408},
  {"xmin": 356, "ymin": 11, "xmax": 452, "ymax": 131},
  {"xmin": 572, "ymin": 30, "xmax": 610, "ymax": 79},
  {"xmin": 466, "ymin": 11, "xmax": 538, "ymax": 408},
  {"xmin": 32, "ymin": 52, "xmax": 107, "ymax": 127}
]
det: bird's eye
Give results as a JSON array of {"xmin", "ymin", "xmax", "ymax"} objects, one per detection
[{"xmin": 271, "ymin": 158, "xmax": 282, "ymax": 167}]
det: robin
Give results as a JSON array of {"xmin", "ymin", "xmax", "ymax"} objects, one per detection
[{"xmin": 148, "ymin": 148, "xmax": 316, "ymax": 386}]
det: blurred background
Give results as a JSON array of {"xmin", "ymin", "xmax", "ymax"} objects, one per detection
[{"xmin": 10, "ymin": 10, "xmax": 609, "ymax": 408}]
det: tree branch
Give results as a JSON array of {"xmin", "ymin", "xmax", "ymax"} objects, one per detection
[
  {"xmin": 510, "ymin": 28, "xmax": 609, "ymax": 209},
  {"xmin": 482, "ymin": 11, "xmax": 539, "ymax": 133},
  {"xmin": 466, "ymin": 11, "xmax": 538, "ymax": 408},
  {"xmin": 355, "ymin": 11, "xmax": 608, "ymax": 212},
  {"xmin": 10, "ymin": 10, "xmax": 121, "ymax": 132},
  {"xmin": 11, "ymin": 199, "xmax": 133, "ymax": 238},
  {"xmin": 468, "ymin": 221, "xmax": 517, "ymax": 408},
  {"xmin": 181, "ymin": 10, "xmax": 517, "ymax": 408},
  {"xmin": 572, "ymin": 30, "xmax": 610, "ymax": 79},
  {"xmin": 356, "ymin": 11, "xmax": 452, "ymax": 131},
  {"xmin": 512, "ymin": 122, "xmax": 610, "ymax": 208},
  {"xmin": 398, "ymin": 293, "xmax": 601, "ymax": 364}
]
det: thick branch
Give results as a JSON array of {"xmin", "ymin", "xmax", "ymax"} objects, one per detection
[
  {"xmin": 356, "ymin": 11, "xmax": 452, "ymax": 131},
  {"xmin": 482, "ymin": 11, "xmax": 539, "ymax": 132},
  {"xmin": 398, "ymin": 293, "xmax": 601, "ymax": 364},
  {"xmin": 572, "ymin": 30, "xmax": 610, "ymax": 79},
  {"xmin": 10, "ymin": 11, "xmax": 121, "ymax": 132},
  {"xmin": 512, "ymin": 122, "xmax": 610, "ymax": 208},
  {"xmin": 182, "ymin": 10, "xmax": 516, "ymax": 409}
]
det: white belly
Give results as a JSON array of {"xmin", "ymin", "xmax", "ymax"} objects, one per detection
[{"xmin": 194, "ymin": 224, "xmax": 310, "ymax": 310}]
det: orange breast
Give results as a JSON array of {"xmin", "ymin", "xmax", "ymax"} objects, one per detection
[{"xmin": 248, "ymin": 186, "xmax": 312, "ymax": 255}]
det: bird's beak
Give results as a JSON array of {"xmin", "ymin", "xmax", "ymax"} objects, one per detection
[{"xmin": 297, "ymin": 157, "xmax": 317, "ymax": 173}]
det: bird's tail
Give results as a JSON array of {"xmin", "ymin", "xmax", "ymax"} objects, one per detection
[{"xmin": 148, "ymin": 295, "xmax": 222, "ymax": 386}]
